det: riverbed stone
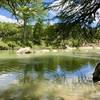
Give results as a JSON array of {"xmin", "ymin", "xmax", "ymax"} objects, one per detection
[{"xmin": 16, "ymin": 47, "xmax": 32, "ymax": 54}]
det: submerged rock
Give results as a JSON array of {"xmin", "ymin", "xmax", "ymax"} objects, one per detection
[
  {"xmin": 93, "ymin": 63, "xmax": 100, "ymax": 83},
  {"xmin": 16, "ymin": 47, "xmax": 32, "ymax": 54}
]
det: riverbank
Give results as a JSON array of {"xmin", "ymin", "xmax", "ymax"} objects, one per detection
[{"xmin": 32, "ymin": 46, "xmax": 100, "ymax": 54}]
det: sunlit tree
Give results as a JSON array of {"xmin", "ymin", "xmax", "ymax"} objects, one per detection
[{"xmin": 0, "ymin": 0, "xmax": 46, "ymax": 43}]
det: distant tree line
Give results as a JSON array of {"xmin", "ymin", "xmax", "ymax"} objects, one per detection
[
  {"xmin": 0, "ymin": 0, "xmax": 100, "ymax": 49},
  {"xmin": 0, "ymin": 21, "xmax": 100, "ymax": 50}
]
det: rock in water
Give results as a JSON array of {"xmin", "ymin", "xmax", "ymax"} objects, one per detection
[
  {"xmin": 16, "ymin": 47, "xmax": 32, "ymax": 54},
  {"xmin": 93, "ymin": 63, "xmax": 100, "ymax": 83}
]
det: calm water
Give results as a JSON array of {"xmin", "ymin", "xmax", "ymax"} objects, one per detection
[{"xmin": 0, "ymin": 50, "xmax": 100, "ymax": 100}]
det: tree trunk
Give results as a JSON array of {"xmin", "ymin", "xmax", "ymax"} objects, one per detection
[{"xmin": 23, "ymin": 18, "xmax": 27, "ymax": 44}]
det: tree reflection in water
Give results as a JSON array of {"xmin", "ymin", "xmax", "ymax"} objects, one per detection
[{"xmin": 0, "ymin": 54, "xmax": 99, "ymax": 100}]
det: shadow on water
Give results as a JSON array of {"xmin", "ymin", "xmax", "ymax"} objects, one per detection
[{"xmin": 0, "ymin": 52, "xmax": 100, "ymax": 100}]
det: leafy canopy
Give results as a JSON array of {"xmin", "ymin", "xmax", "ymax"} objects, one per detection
[
  {"xmin": 0, "ymin": 0, "xmax": 46, "ymax": 23},
  {"xmin": 50, "ymin": 0, "xmax": 100, "ymax": 26}
]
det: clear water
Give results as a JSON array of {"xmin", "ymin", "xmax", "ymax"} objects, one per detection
[{"xmin": 0, "ymin": 50, "xmax": 100, "ymax": 100}]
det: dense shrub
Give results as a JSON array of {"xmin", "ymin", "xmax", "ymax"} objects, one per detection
[
  {"xmin": 67, "ymin": 39, "xmax": 82, "ymax": 47},
  {"xmin": 0, "ymin": 41, "xmax": 9, "ymax": 50},
  {"xmin": 7, "ymin": 41, "xmax": 18, "ymax": 49}
]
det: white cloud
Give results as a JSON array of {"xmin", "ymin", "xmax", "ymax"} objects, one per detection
[
  {"xmin": 0, "ymin": 15, "xmax": 17, "ymax": 23},
  {"xmin": 0, "ymin": 15, "xmax": 24, "ymax": 25}
]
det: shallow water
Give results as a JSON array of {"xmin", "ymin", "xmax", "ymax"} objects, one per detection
[{"xmin": 0, "ymin": 50, "xmax": 100, "ymax": 100}]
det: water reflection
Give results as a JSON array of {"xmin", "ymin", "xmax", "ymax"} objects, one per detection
[
  {"xmin": 0, "ymin": 63, "xmax": 95, "ymax": 89},
  {"xmin": 0, "ymin": 54, "xmax": 99, "ymax": 89},
  {"xmin": 0, "ymin": 53, "xmax": 99, "ymax": 100},
  {"xmin": 0, "ymin": 73, "xmax": 18, "ymax": 90}
]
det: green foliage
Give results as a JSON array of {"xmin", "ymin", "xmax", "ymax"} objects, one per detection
[
  {"xmin": 44, "ymin": 25, "xmax": 57, "ymax": 46},
  {"xmin": 0, "ymin": 0, "xmax": 100, "ymax": 50},
  {"xmin": 0, "ymin": 21, "xmax": 100, "ymax": 50},
  {"xmin": 7, "ymin": 41, "xmax": 18, "ymax": 49},
  {"xmin": 44, "ymin": 23, "xmax": 84, "ymax": 48},
  {"xmin": 67, "ymin": 39, "xmax": 81, "ymax": 47},
  {"xmin": 51, "ymin": 0, "xmax": 100, "ymax": 26},
  {"xmin": 95, "ymin": 29, "xmax": 100, "ymax": 40},
  {"xmin": 32, "ymin": 19, "xmax": 44, "ymax": 45},
  {"xmin": 0, "ymin": 0, "xmax": 47, "ymax": 42},
  {"xmin": 0, "ymin": 41, "xmax": 9, "ymax": 50},
  {"xmin": 0, "ymin": 22, "xmax": 20, "ymax": 39}
]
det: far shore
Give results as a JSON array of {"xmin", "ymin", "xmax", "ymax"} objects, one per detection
[{"xmin": 31, "ymin": 46, "xmax": 100, "ymax": 54}]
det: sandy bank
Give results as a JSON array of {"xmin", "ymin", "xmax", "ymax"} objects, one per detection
[{"xmin": 33, "ymin": 46, "xmax": 100, "ymax": 54}]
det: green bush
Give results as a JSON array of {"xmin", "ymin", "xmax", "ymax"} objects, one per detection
[
  {"xmin": 7, "ymin": 41, "xmax": 18, "ymax": 49},
  {"xmin": 0, "ymin": 41, "xmax": 9, "ymax": 50},
  {"xmin": 27, "ymin": 41, "xmax": 33, "ymax": 48},
  {"xmin": 67, "ymin": 39, "xmax": 81, "ymax": 47}
]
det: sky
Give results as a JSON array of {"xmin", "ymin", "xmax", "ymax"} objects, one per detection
[
  {"xmin": 0, "ymin": 8, "xmax": 18, "ymax": 24},
  {"xmin": 0, "ymin": 0, "xmax": 58, "ymax": 25},
  {"xmin": 0, "ymin": 8, "xmax": 59, "ymax": 25},
  {"xmin": 0, "ymin": 9, "xmax": 56, "ymax": 24},
  {"xmin": 0, "ymin": 0, "xmax": 99, "ymax": 26}
]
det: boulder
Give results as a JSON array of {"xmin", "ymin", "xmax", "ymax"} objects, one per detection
[
  {"xmin": 93, "ymin": 63, "xmax": 100, "ymax": 83},
  {"xmin": 16, "ymin": 47, "xmax": 32, "ymax": 54}
]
